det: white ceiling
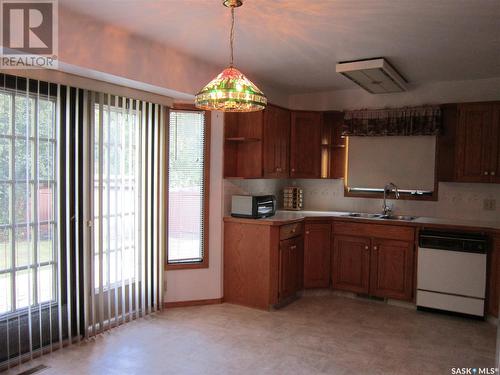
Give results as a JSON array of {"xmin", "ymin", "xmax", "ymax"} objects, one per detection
[{"xmin": 60, "ymin": 0, "xmax": 500, "ymax": 95}]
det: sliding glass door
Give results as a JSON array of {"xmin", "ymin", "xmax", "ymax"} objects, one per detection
[{"xmin": 0, "ymin": 74, "xmax": 167, "ymax": 370}]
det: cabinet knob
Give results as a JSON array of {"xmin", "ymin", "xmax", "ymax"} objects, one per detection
[
  {"xmin": 305, "ymin": 231, "xmax": 310, "ymax": 235},
  {"xmin": 290, "ymin": 245, "xmax": 297, "ymax": 250},
  {"xmin": 291, "ymin": 229, "xmax": 296, "ymax": 233},
  {"xmin": 373, "ymin": 246, "xmax": 378, "ymax": 251},
  {"xmin": 484, "ymin": 171, "xmax": 489, "ymax": 175},
  {"xmin": 291, "ymin": 168, "xmax": 295, "ymax": 172},
  {"xmin": 364, "ymin": 245, "xmax": 369, "ymax": 250},
  {"xmin": 491, "ymin": 171, "xmax": 496, "ymax": 176}
]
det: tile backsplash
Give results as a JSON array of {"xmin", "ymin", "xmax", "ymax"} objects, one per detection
[{"xmin": 224, "ymin": 178, "xmax": 500, "ymax": 221}]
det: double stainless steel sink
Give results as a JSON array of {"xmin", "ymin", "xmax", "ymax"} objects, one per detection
[{"xmin": 341, "ymin": 212, "xmax": 417, "ymax": 221}]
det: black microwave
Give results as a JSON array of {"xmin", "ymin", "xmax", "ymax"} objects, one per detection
[{"xmin": 231, "ymin": 195, "xmax": 276, "ymax": 219}]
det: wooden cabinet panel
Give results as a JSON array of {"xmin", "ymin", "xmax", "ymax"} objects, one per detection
[
  {"xmin": 263, "ymin": 105, "xmax": 290, "ymax": 178},
  {"xmin": 486, "ymin": 236, "xmax": 499, "ymax": 317},
  {"xmin": 456, "ymin": 104, "xmax": 492, "ymax": 182},
  {"xmin": 224, "ymin": 222, "xmax": 274, "ymax": 310},
  {"xmin": 304, "ymin": 223, "xmax": 331, "ymax": 288},
  {"xmin": 437, "ymin": 104, "xmax": 458, "ymax": 182},
  {"xmin": 279, "ymin": 237, "xmax": 301, "ymax": 301},
  {"xmin": 489, "ymin": 104, "xmax": 500, "ymax": 183},
  {"xmin": 290, "ymin": 111, "xmax": 322, "ymax": 178},
  {"xmin": 332, "ymin": 235, "xmax": 370, "ymax": 294},
  {"xmin": 370, "ymin": 239, "xmax": 414, "ymax": 301}
]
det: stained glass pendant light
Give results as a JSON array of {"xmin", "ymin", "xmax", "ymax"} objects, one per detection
[{"xmin": 195, "ymin": 0, "xmax": 267, "ymax": 112}]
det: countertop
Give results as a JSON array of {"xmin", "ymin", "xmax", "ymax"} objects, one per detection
[{"xmin": 224, "ymin": 210, "xmax": 500, "ymax": 233}]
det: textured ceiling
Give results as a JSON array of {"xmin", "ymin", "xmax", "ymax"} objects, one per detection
[{"xmin": 59, "ymin": 0, "xmax": 500, "ymax": 95}]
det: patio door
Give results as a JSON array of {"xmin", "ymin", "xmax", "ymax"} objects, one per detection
[
  {"xmin": 86, "ymin": 94, "xmax": 166, "ymax": 334},
  {"xmin": 0, "ymin": 74, "xmax": 167, "ymax": 370}
]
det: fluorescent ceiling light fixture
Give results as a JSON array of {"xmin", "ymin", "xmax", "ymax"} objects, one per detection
[{"xmin": 336, "ymin": 58, "xmax": 407, "ymax": 94}]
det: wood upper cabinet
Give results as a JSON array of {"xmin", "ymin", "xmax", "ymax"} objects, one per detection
[
  {"xmin": 321, "ymin": 111, "xmax": 346, "ymax": 179},
  {"xmin": 369, "ymin": 238, "xmax": 414, "ymax": 301},
  {"xmin": 290, "ymin": 111, "xmax": 322, "ymax": 178},
  {"xmin": 304, "ymin": 222, "xmax": 331, "ymax": 288},
  {"xmin": 490, "ymin": 104, "xmax": 500, "ymax": 183},
  {"xmin": 224, "ymin": 111, "xmax": 264, "ymax": 178},
  {"xmin": 438, "ymin": 102, "xmax": 500, "ymax": 183},
  {"xmin": 263, "ymin": 105, "xmax": 290, "ymax": 178},
  {"xmin": 456, "ymin": 103, "xmax": 492, "ymax": 182},
  {"xmin": 332, "ymin": 235, "xmax": 371, "ymax": 294}
]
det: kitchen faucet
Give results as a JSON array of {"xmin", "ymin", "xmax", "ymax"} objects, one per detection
[{"xmin": 382, "ymin": 182, "xmax": 400, "ymax": 216}]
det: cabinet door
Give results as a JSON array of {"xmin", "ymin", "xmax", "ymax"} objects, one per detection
[
  {"xmin": 263, "ymin": 105, "xmax": 290, "ymax": 178},
  {"xmin": 290, "ymin": 111, "xmax": 322, "ymax": 178},
  {"xmin": 304, "ymin": 223, "xmax": 331, "ymax": 288},
  {"xmin": 456, "ymin": 104, "xmax": 492, "ymax": 182},
  {"xmin": 489, "ymin": 104, "xmax": 500, "ymax": 183},
  {"xmin": 279, "ymin": 237, "xmax": 300, "ymax": 300},
  {"xmin": 332, "ymin": 235, "xmax": 370, "ymax": 294},
  {"xmin": 369, "ymin": 238, "xmax": 414, "ymax": 301}
]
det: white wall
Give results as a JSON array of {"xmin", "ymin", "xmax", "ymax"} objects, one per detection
[
  {"xmin": 224, "ymin": 178, "xmax": 500, "ymax": 223},
  {"xmin": 58, "ymin": 5, "xmax": 289, "ymax": 106},
  {"xmin": 289, "ymin": 77, "xmax": 500, "ymax": 111},
  {"xmin": 164, "ymin": 111, "xmax": 224, "ymax": 303}
]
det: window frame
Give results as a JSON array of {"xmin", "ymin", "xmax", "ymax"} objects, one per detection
[
  {"xmin": 165, "ymin": 104, "xmax": 210, "ymax": 271},
  {"xmin": 0, "ymin": 88, "xmax": 58, "ymax": 317}
]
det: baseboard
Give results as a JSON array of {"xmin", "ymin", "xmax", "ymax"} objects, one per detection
[{"xmin": 164, "ymin": 298, "xmax": 223, "ymax": 308}]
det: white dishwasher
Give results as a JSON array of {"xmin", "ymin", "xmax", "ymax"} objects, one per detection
[{"xmin": 417, "ymin": 230, "xmax": 488, "ymax": 317}]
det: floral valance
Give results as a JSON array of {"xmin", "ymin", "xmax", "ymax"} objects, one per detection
[{"xmin": 343, "ymin": 105, "xmax": 441, "ymax": 136}]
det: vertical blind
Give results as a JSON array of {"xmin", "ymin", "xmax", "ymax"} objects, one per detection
[
  {"xmin": 168, "ymin": 110, "xmax": 206, "ymax": 264},
  {"xmin": 0, "ymin": 74, "xmax": 167, "ymax": 369}
]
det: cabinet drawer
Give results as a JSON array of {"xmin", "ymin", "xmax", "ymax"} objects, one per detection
[
  {"xmin": 333, "ymin": 221, "xmax": 415, "ymax": 242},
  {"xmin": 280, "ymin": 222, "xmax": 303, "ymax": 240}
]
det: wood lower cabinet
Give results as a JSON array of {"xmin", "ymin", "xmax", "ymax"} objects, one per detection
[
  {"xmin": 224, "ymin": 219, "xmax": 303, "ymax": 310},
  {"xmin": 332, "ymin": 235, "xmax": 371, "ymax": 294},
  {"xmin": 304, "ymin": 222, "xmax": 331, "ymax": 288},
  {"xmin": 279, "ymin": 236, "xmax": 302, "ymax": 300},
  {"xmin": 332, "ymin": 222, "xmax": 416, "ymax": 301},
  {"xmin": 369, "ymin": 238, "xmax": 414, "ymax": 301},
  {"xmin": 290, "ymin": 111, "xmax": 322, "ymax": 178}
]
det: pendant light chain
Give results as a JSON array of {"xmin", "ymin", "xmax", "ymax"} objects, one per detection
[{"xmin": 230, "ymin": 7, "xmax": 235, "ymax": 67}]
